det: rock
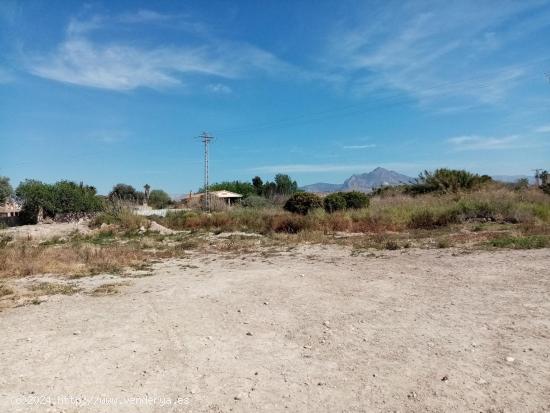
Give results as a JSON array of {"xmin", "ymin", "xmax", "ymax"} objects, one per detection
[
  {"xmin": 73, "ymin": 331, "xmax": 80, "ymax": 336},
  {"xmin": 441, "ymin": 375, "xmax": 448, "ymax": 382},
  {"xmin": 246, "ymin": 332, "xmax": 253, "ymax": 336},
  {"xmin": 506, "ymin": 356, "xmax": 515, "ymax": 363},
  {"xmin": 323, "ymin": 321, "xmax": 330, "ymax": 327},
  {"xmin": 263, "ymin": 301, "xmax": 269, "ymax": 305},
  {"xmin": 149, "ymin": 221, "xmax": 176, "ymax": 235}
]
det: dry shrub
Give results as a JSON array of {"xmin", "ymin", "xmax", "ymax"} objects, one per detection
[
  {"xmin": 270, "ymin": 214, "xmax": 307, "ymax": 233},
  {"xmin": 93, "ymin": 206, "xmax": 149, "ymax": 231}
]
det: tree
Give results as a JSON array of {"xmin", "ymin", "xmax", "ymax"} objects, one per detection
[
  {"xmin": 204, "ymin": 181, "xmax": 256, "ymax": 197},
  {"xmin": 252, "ymin": 176, "xmax": 263, "ymax": 194},
  {"xmin": 16, "ymin": 179, "xmax": 102, "ymax": 223},
  {"xmin": 283, "ymin": 192, "xmax": 322, "ymax": 215},
  {"xmin": 16, "ymin": 180, "xmax": 55, "ymax": 222},
  {"xmin": 540, "ymin": 170, "xmax": 549, "ymax": 186},
  {"xmin": 109, "ymin": 183, "xmax": 140, "ymax": 202},
  {"xmin": 274, "ymin": 174, "xmax": 298, "ymax": 195},
  {"xmin": 144, "ymin": 184, "xmax": 151, "ymax": 204},
  {"xmin": 51, "ymin": 181, "xmax": 102, "ymax": 213},
  {"xmin": 0, "ymin": 176, "xmax": 13, "ymax": 204},
  {"xmin": 324, "ymin": 193, "xmax": 347, "ymax": 213},
  {"xmin": 148, "ymin": 189, "xmax": 172, "ymax": 209}
]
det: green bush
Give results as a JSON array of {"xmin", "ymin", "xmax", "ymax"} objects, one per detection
[
  {"xmin": 408, "ymin": 169, "xmax": 492, "ymax": 194},
  {"xmin": 16, "ymin": 179, "xmax": 102, "ymax": 224},
  {"xmin": 283, "ymin": 193, "xmax": 322, "ymax": 215},
  {"xmin": 0, "ymin": 176, "xmax": 13, "ymax": 204},
  {"xmin": 324, "ymin": 193, "xmax": 347, "ymax": 213},
  {"xmin": 342, "ymin": 191, "xmax": 370, "ymax": 209},
  {"xmin": 241, "ymin": 195, "xmax": 273, "ymax": 209}
]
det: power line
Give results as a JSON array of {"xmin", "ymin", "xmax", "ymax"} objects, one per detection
[{"xmin": 214, "ymin": 63, "xmax": 548, "ymax": 137}]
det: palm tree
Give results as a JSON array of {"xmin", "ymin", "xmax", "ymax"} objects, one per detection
[{"xmin": 144, "ymin": 184, "xmax": 151, "ymax": 205}]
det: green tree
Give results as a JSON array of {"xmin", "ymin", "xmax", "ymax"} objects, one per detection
[
  {"xmin": 284, "ymin": 192, "xmax": 322, "ymax": 215},
  {"xmin": 16, "ymin": 180, "xmax": 55, "ymax": 222},
  {"xmin": 205, "ymin": 181, "xmax": 256, "ymax": 197},
  {"xmin": 144, "ymin": 184, "xmax": 151, "ymax": 203},
  {"xmin": 252, "ymin": 176, "xmax": 263, "ymax": 194},
  {"xmin": 148, "ymin": 189, "xmax": 172, "ymax": 209},
  {"xmin": 0, "ymin": 176, "xmax": 13, "ymax": 204},
  {"xmin": 109, "ymin": 183, "xmax": 141, "ymax": 202},
  {"xmin": 274, "ymin": 174, "xmax": 298, "ymax": 195},
  {"xmin": 51, "ymin": 181, "xmax": 102, "ymax": 213},
  {"xmin": 16, "ymin": 179, "xmax": 102, "ymax": 223},
  {"xmin": 324, "ymin": 193, "xmax": 347, "ymax": 213}
]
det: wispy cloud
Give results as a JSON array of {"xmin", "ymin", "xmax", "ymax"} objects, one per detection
[
  {"xmin": 447, "ymin": 135, "xmax": 525, "ymax": 150},
  {"xmin": 324, "ymin": 1, "xmax": 549, "ymax": 106},
  {"xmin": 26, "ymin": 12, "xmax": 300, "ymax": 91}
]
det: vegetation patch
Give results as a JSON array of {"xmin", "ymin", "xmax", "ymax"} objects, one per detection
[
  {"xmin": 487, "ymin": 235, "xmax": 550, "ymax": 249},
  {"xmin": 29, "ymin": 282, "xmax": 81, "ymax": 296}
]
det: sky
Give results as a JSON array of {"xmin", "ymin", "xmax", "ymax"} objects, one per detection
[{"xmin": 1, "ymin": 0, "xmax": 549, "ymax": 195}]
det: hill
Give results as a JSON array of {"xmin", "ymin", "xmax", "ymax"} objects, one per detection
[{"xmin": 301, "ymin": 167, "xmax": 414, "ymax": 193}]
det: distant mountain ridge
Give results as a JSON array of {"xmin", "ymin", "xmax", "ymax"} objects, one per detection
[{"xmin": 301, "ymin": 167, "xmax": 415, "ymax": 193}]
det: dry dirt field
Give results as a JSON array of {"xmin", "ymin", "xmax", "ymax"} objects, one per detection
[{"xmin": 1, "ymin": 244, "xmax": 549, "ymax": 412}]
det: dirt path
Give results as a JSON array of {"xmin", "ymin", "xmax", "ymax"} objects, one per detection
[{"xmin": 1, "ymin": 246, "xmax": 549, "ymax": 412}]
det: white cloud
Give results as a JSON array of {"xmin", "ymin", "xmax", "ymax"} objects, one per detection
[
  {"xmin": 447, "ymin": 135, "xmax": 524, "ymax": 150},
  {"xmin": 26, "ymin": 13, "xmax": 301, "ymax": 91},
  {"xmin": 324, "ymin": 1, "xmax": 547, "ymax": 106}
]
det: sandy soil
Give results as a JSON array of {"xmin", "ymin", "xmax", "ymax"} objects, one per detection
[{"xmin": 1, "ymin": 245, "xmax": 549, "ymax": 412}]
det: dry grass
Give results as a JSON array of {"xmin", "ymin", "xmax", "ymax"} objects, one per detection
[
  {"xmin": 29, "ymin": 282, "xmax": 81, "ymax": 296},
  {"xmin": 0, "ymin": 231, "xmax": 201, "ymax": 278},
  {"xmin": 0, "ymin": 284, "xmax": 14, "ymax": 297},
  {"xmin": 90, "ymin": 282, "xmax": 131, "ymax": 296},
  {"xmin": 153, "ymin": 187, "xmax": 550, "ymax": 235}
]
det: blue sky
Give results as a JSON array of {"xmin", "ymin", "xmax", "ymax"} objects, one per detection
[{"xmin": 1, "ymin": 0, "xmax": 549, "ymax": 195}]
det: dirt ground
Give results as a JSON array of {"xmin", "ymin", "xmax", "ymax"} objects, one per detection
[
  {"xmin": 1, "ymin": 245, "xmax": 549, "ymax": 412},
  {"xmin": 1, "ymin": 221, "xmax": 92, "ymax": 241}
]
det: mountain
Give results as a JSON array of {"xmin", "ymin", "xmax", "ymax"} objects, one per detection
[
  {"xmin": 492, "ymin": 175, "xmax": 536, "ymax": 184},
  {"xmin": 301, "ymin": 167, "xmax": 415, "ymax": 193}
]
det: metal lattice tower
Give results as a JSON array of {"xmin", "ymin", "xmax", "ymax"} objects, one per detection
[{"xmin": 199, "ymin": 132, "xmax": 214, "ymax": 211}]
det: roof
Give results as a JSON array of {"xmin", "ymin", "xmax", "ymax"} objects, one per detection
[
  {"xmin": 210, "ymin": 190, "xmax": 243, "ymax": 198},
  {"xmin": 180, "ymin": 190, "xmax": 243, "ymax": 200}
]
